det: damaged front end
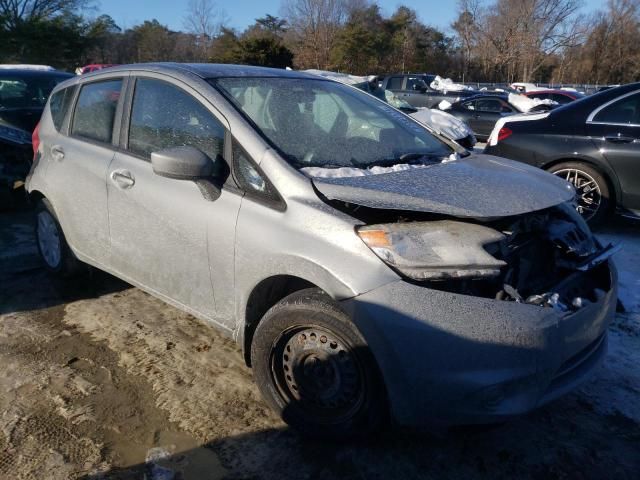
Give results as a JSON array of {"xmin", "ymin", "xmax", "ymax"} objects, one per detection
[{"xmin": 357, "ymin": 202, "xmax": 617, "ymax": 314}]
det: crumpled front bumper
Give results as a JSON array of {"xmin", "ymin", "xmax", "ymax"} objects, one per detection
[{"xmin": 341, "ymin": 261, "xmax": 617, "ymax": 427}]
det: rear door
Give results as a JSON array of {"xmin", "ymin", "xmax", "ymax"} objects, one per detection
[
  {"xmin": 42, "ymin": 76, "xmax": 125, "ymax": 265},
  {"xmin": 107, "ymin": 75, "xmax": 242, "ymax": 326},
  {"xmin": 586, "ymin": 90, "xmax": 640, "ymax": 210}
]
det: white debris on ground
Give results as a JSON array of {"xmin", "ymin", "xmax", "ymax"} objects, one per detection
[
  {"xmin": 430, "ymin": 75, "xmax": 473, "ymax": 92},
  {"xmin": 410, "ymin": 107, "xmax": 473, "ymax": 140}
]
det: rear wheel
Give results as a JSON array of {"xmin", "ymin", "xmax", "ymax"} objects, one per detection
[
  {"xmin": 547, "ymin": 161, "xmax": 611, "ymax": 226},
  {"xmin": 35, "ymin": 198, "xmax": 81, "ymax": 276},
  {"xmin": 251, "ymin": 288, "xmax": 387, "ymax": 438}
]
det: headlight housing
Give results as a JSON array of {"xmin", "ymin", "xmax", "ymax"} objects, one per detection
[{"xmin": 357, "ymin": 221, "xmax": 506, "ymax": 281}]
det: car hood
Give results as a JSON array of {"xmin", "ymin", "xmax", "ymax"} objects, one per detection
[{"xmin": 311, "ymin": 154, "xmax": 574, "ymax": 219}]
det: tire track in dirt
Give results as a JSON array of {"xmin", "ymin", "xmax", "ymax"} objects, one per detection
[{"xmin": 0, "ymin": 289, "xmax": 224, "ymax": 479}]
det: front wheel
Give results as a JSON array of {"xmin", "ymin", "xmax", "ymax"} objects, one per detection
[
  {"xmin": 251, "ymin": 289, "xmax": 387, "ymax": 438},
  {"xmin": 547, "ymin": 161, "xmax": 611, "ymax": 227}
]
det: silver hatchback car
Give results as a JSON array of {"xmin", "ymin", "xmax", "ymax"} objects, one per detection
[{"xmin": 27, "ymin": 64, "xmax": 618, "ymax": 437}]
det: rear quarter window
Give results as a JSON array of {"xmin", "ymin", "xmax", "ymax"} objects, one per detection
[{"xmin": 49, "ymin": 85, "xmax": 77, "ymax": 132}]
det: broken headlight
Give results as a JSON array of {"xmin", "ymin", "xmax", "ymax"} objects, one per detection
[{"xmin": 357, "ymin": 221, "xmax": 507, "ymax": 281}]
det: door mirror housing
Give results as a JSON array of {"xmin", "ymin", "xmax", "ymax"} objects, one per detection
[{"xmin": 151, "ymin": 146, "xmax": 214, "ymax": 180}]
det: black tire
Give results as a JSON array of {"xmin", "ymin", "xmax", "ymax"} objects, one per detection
[
  {"xmin": 35, "ymin": 198, "xmax": 82, "ymax": 277},
  {"xmin": 251, "ymin": 288, "xmax": 387, "ymax": 438},
  {"xmin": 547, "ymin": 161, "xmax": 612, "ymax": 227}
]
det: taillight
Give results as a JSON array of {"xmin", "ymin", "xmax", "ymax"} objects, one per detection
[
  {"xmin": 497, "ymin": 126, "xmax": 512, "ymax": 143},
  {"xmin": 32, "ymin": 122, "xmax": 40, "ymax": 162}
]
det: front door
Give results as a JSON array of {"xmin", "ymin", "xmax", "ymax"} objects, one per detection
[
  {"xmin": 107, "ymin": 76, "xmax": 241, "ymax": 326},
  {"xmin": 586, "ymin": 91, "xmax": 640, "ymax": 210}
]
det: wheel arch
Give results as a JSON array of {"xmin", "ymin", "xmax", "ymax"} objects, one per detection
[{"xmin": 241, "ymin": 274, "xmax": 320, "ymax": 366}]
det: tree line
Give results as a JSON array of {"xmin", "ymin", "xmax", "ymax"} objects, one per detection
[{"xmin": 0, "ymin": 0, "xmax": 638, "ymax": 85}]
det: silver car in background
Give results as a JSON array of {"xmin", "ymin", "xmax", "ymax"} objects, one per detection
[{"xmin": 27, "ymin": 63, "xmax": 618, "ymax": 437}]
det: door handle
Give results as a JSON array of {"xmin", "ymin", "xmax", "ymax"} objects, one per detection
[
  {"xmin": 110, "ymin": 170, "xmax": 135, "ymax": 189},
  {"xmin": 51, "ymin": 145, "xmax": 64, "ymax": 161},
  {"xmin": 605, "ymin": 135, "xmax": 635, "ymax": 143}
]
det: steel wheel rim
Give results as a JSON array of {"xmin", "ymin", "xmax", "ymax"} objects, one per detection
[
  {"xmin": 37, "ymin": 211, "xmax": 61, "ymax": 268},
  {"xmin": 271, "ymin": 326, "xmax": 366, "ymax": 423},
  {"xmin": 553, "ymin": 168, "xmax": 602, "ymax": 221}
]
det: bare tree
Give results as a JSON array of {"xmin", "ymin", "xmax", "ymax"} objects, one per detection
[
  {"xmin": 0, "ymin": 0, "xmax": 89, "ymax": 28},
  {"xmin": 183, "ymin": 0, "xmax": 228, "ymax": 60},
  {"xmin": 282, "ymin": 0, "xmax": 349, "ymax": 69},
  {"xmin": 452, "ymin": 0, "xmax": 481, "ymax": 82}
]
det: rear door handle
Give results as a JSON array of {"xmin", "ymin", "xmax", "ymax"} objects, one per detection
[
  {"xmin": 51, "ymin": 145, "xmax": 64, "ymax": 161},
  {"xmin": 110, "ymin": 169, "xmax": 135, "ymax": 189},
  {"xmin": 605, "ymin": 135, "xmax": 635, "ymax": 143}
]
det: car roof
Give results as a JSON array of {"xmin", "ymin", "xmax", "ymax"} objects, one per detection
[
  {"xmin": 524, "ymin": 89, "xmax": 579, "ymax": 96},
  {"xmin": 0, "ymin": 69, "xmax": 73, "ymax": 78},
  {"xmin": 461, "ymin": 93, "xmax": 509, "ymax": 102},
  {"xmin": 549, "ymin": 82, "xmax": 640, "ymax": 118},
  {"xmin": 82, "ymin": 63, "xmax": 322, "ymax": 80}
]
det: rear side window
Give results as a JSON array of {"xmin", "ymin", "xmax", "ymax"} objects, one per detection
[
  {"xmin": 49, "ymin": 86, "xmax": 77, "ymax": 131},
  {"xmin": 128, "ymin": 78, "xmax": 225, "ymax": 161},
  {"xmin": 593, "ymin": 93, "xmax": 640, "ymax": 125},
  {"xmin": 387, "ymin": 77, "xmax": 403, "ymax": 90},
  {"xmin": 71, "ymin": 80, "xmax": 122, "ymax": 143}
]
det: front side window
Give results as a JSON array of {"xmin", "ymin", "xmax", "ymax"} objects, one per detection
[
  {"xmin": 128, "ymin": 78, "xmax": 225, "ymax": 161},
  {"xmin": 593, "ymin": 93, "xmax": 640, "ymax": 125},
  {"xmin": 475, "ymin": 99, "xmax": 503, "ymax": 113},
  {"xmin": 215, "ymin": 77, "xmax": 453, "ymax": 169},
  {"xmin": 72, "ymin": 80, "xmax": 122, "ymax": 143},
  {"xmin": 406, "ymin": 77, "xmax": 427, "ymax": 91}
]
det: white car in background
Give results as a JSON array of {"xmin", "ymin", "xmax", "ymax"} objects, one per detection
[{"xmin": 305, "ymin": 70, "xmax": 476, "ymax": 149}]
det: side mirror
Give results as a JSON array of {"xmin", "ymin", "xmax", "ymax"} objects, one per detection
[{"xmin": 151, "ymin": 146, "xmax": 213, "ymax": 180}]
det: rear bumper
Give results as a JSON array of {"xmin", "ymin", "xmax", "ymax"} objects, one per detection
[{"xmin": 342, "ymin": 261, "xmax": 617, "ymax": 427}]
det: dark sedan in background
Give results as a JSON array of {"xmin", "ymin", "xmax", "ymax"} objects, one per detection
[
  {"xmin": 446, "ymin": 93, "xmax": 553, "ymax": 140},
  {"xmin": 485, "ymin": 83, "xmax": 640, "ymax": 225},
  {"xmin": 0, "ymin": 67, "xmax": 73, "ymax": 206}
]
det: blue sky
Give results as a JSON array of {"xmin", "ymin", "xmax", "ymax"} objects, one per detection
[{"xmin": 96, "ymin": 0, "xmax": 606, "ymax": 33}]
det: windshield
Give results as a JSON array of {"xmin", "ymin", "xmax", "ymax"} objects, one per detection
[
  {"xmin": 214, "ymin": 77, "xmax": 453, "ymax": 169},
  {"xmin": 0, "ymin": 74, "xmax": 70, "ymax": 109}
]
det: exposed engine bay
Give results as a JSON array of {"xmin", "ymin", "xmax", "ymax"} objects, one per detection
[{"xmin": 345, "ymin": 201, "xmax": 616, "ymax": 314}]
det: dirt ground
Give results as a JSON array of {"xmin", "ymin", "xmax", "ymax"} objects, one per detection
[{"xmin": 1, "ymin": 207, "xmax": 639, "ymax": 480}]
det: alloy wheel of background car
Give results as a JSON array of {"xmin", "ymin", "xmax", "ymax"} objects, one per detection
[
  {"xmin": 548, "ymin": 162, "xmax": 611, "ymax": 226},
  {"xmin": 251, "ymin": 288, "xmax": 387, "ymax": 438}
]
